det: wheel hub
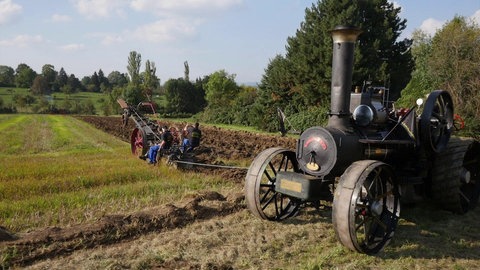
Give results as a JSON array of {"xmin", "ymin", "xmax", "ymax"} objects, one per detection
[
  {"xmin": 370, "ymin": 200, "xmax": 383, "ymax": 216},
  {"xmin": 461, "ymin": 167, "xmax": 471, "ymax": 184}
]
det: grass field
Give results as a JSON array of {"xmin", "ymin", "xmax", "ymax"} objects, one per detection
[
  {"xmin": 0, "ymin": 114, "xmax": 234, "ymax": 231},
  {"xmin": 1, "ymin": 114, "xmax": 480, "ymax": 269},
  {"xmin": 0, "ymin": 87, "xmax": 166, "ymax": 115}
]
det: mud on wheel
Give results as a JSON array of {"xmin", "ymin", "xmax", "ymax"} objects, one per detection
[
  {"xmin": 430, "ymin": 137, "xmax": 480, "ymax": 214},
  {"xmin": 244, "ymin": 147, "xmax": 302, "ymax": 221},
  {"xmin": 332, "ymin": 160, "xmax": 401, "ymax": 254}
]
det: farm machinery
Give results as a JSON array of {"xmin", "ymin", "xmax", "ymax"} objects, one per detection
[
  {"xmin": 244, "ymin": 26, "xmax": 480, "ymax": 254},
  {"xmin": 117, "ymin": 99, "xmax": 191, "ymax": 167}
]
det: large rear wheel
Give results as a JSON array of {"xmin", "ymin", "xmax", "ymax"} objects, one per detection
[
  {"xmin": 419, "ymin": 90, "xmax": 454, "ymax": 153},
  {"xmin": 244, "ymin": 147, "xmax": 301, "ymax": 221},
  {"xmin": 431, "ymin": 137, "xmax": 480, "ymax": 214},
  {"xmin": 333, "ymin": 160, "xmax": 400, "ymax": 254}
]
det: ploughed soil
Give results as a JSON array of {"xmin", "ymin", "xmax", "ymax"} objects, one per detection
[{"xmin": 0, "ymin": 116, "xmax": 296, "ymax": 268}]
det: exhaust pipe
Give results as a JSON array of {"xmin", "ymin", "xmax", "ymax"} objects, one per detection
[{"xmin": 327, "ymin": 26, "xmax": 362, "ymax": 130}]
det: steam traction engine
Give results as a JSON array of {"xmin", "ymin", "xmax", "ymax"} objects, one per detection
[{"xmin": 244, "ymin": 26, "xmax": 480, "ymax": 254}]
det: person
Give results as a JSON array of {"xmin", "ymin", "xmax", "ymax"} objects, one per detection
[
  {"xmin": 188, "ymin": 122, "xmax": 201, "ymax": 152},
  {"xmin": 160, "ymin": 126, "xmax": 174, "ymax": 151},
  {"xmin": 181, "ymin": 124, "xmax": 194, "ymax": 152},
  {"xmin": 145, "ymin": 126, "xmax": 173, "ymax": 165}
]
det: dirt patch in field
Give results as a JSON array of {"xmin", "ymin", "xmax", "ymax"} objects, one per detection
[
  {"xmin": 76, "ymin": 115, "xmax": 297, "ymax": 182},
  {"xmin": 75, "ymin": 115, "xmax": 296, "ymax": 162},
  {"xmin": 0, "ymin": 191, "xmax": 244, "ymax": 267},
  {"xmin": 0, "ymin": 116, "xmax": 296, "ymax": 267}
]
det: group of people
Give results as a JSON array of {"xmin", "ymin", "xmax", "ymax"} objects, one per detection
[{"xmin": 142, "ymin": 122, "xmax": 202, "ymax": 165}]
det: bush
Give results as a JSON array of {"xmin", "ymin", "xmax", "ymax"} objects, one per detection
[{"xmin": 287, "ymin": 106, "xmax": 329, "ymax": 133}]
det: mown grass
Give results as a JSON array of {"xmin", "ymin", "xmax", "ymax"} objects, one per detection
[
  {"xmin": 0, "ymin": 114, "xmax": 235, "ymax": 231},
  {"xmin": 1, "ymin": 114, "xmax": 480, "ymax": 269}
]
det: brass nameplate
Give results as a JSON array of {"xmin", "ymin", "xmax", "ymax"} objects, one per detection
[{"xmin": 280, "ymin": 179, "xmax": 302, "ymax": 193}]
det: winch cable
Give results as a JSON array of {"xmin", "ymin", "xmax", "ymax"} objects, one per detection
[{"xmin": 172, "ymin": 159, "xmax": 249, "ymax": 170}]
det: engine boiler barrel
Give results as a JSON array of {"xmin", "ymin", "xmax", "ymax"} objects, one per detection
[{"xmin": 328, "ymin": 26, "xmax": 362, "ymax": 130}]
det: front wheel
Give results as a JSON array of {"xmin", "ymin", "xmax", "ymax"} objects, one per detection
[
  {"xmin": 244, "ymin": 147, "xmax": 301, "ymax": 221},
  {"xmin": 131, "ymin": 128, "xmax": 147, "ymax": 157},
  {"xmin": 332, "ymin": 160, "xmax": 401, "ymax": 254}
]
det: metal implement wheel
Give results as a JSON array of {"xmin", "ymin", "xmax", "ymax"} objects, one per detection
[
  {"xmin": 166, "ymin": 154, "xmax": 178, "ymax": 168},
  {"xmin": 431, "ymin": 137, "xmax": 480, "ymax": 214},
  {"xmin": 333, "ymin": 160, "xmax": 400, "ymax": 254},
  {"xmin": 245, "ymin": 147, "xmax": 301, "ymax": 221},
  {"xmin": 131, "ymin": 128, "xmax": 147, "ymax": 157},
  {"xmin": 420, "ymin": 90, "xmax": 454, "ymax": 153}
]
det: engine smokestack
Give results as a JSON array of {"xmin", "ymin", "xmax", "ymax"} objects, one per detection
[{"xmin": 327, "ymin": 26, "xmax": 362, "ymax": 130}]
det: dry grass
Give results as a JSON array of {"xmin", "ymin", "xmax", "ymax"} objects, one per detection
[
  {"xmin": 1, "ymin": 114, "xmax": 480, "ymax": 269},
  {"xmin": 23, "ymin": 204, "xmax": 480, "ymax": 270},
  {"xmin": 0, "ymin": 115, "xmax": 234, "ymax": 231}
]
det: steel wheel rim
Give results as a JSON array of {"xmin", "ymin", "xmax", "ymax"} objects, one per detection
[
  {"xmin": 420, "ymin": 90, "xmax": 454, "ymax": 153},
  {"xmin": 333, "ymin": 161, "xmax": 400, "ymax": 254},
  {"xmin": 245, "ymin": 147, "xmax": 301, "ymax": 221},
  {"xmin": 460, "ymin": 141, "xmax": 480, "ymax": 212},
  {"xmin": 352, "ymin": 165, "xmax": 399, "ymax": 253}
]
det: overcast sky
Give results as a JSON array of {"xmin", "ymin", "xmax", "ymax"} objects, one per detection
[{"xmin": 1, "ymin": 0, "xmax": 479, "ymax": 84}]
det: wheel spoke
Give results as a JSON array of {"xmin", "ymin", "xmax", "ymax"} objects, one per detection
[
  {"xmin": 374, "ymin": 190, "xmax": 393, "ymax": 200},
  {"xmin": 260, "ymin": 188, "xmax": 273, "ymax": 204},
  {"xmin": 333, "ymin": 161, "xmax": 400, "ymax": 254},
  {"xmin": 264, "ymin": 168, "xmax": 274, "ymax": 182},
  {"xmin": 420, "ymin": 91, "xmax": 454, "ymax": 153},
  {"xmin": 268, "ymin": 162, "xmax": 277, "ymax": 177},
  {"xmin": 245, "ymin": 148, "xmax": 300, "ymax": 221},
  {"xmin": 261, "ymin": 192, "xmax": 277, "ymax": 210}
]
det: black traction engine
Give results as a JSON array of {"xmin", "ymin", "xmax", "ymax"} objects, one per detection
[{"xmin": 244, "ymin": 26, "xmax": 480, "ymax": 254}]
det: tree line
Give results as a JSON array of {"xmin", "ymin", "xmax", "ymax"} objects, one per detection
[{"xmin": 0, "ymin": 0, "xmax": 479, "ymax": 137}]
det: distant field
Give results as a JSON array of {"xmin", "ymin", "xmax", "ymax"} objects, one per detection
[{"xmin": 0, "ymin": 87, "xmax": 166, "ymax": 115}]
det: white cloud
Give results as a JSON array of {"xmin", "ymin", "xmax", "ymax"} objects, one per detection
[
  {"xmin": 72, "ymin": 0, "xmax": 128, "ymax": 19},
  {"xmin": 132, "ymin": 18, "xmax": 199, "ymax": 43},
  {"xmin": 0, "ymin": 0, "xmax": 22, "ymax": 25},
  {"xmin": 419, "ymin": 18, "xmax": 444, "ymax": 36},
  {"xmin": 0, "ymin": 34, "xmax": 43, "ymax": 47},
  {"xmin": 101, "ymin": 34, "xmax": 125, "ymax": 45},
  {"xmin": 130, "ymin": 0, "xmax": 243, "ymax": 15},
  {"xmin": 126, "ymin": 0, "xmax": 243, "ymax": 43},
  {"xmin": 391, "ymin": 1, "xmax": 401, "ymax": 10},
  {"xmin": 80, "ymin": 0, "xmax": 243, "ymax": 45},
  {"xmin": 59, "ymin": 43, "xmax": 85, "ymax": 51},
  {"xmin": 51, "ymin": 13, "xmax": 71, "ymax": 22},
  {"xmin": 471, "ymin": 9, "xmax": 480, "ymax": 25}
]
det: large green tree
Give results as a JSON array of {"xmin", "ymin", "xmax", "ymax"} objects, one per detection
[
  {"xmin": 41, "ymin": 64, "xmax": 57, "ymax": 91},
  {"xmin": 399, "ymin": 16, "xmax": 480, "ymax": 137},
  {"xmin": 107, "ymin": 71, "xmax": 128, "ymax": 87},
  {"xmin": 142, "ymin": 60, "xmax": 159, "ymax": 100},
  {"xmin": 202, "ymin": 70, "xmax": 239, "ymax": 123},
  {"xmin": 124, "ymin": 51, "xmax": 143, "ymax": 105},
  {"xmin": 31, "ymin": 75, "xmax": 49, "ymax": 95},
  {"xmin": 54, "ymin": 68, "xmax": 68, "ymax": 92},
  {"xmin": 15, "ymin": 63, "xmax": 37, "ymax": 88},
  {"xmin": 0, "ymin": 65, "xmax": 15, "ymax": 87},
  {"xmin": 127, "ymin": 51, "xmax": 142, "ymax": 87},
  {"xmin": 256, "ymin": 0, "xmax": 412, "ymax": 131}
]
